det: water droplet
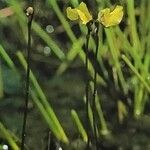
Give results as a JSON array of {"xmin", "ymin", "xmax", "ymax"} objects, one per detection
[
  {"xmin": 46, "ymin": 25, "xmax": 54, "ymax": 33},
  {"xmin": 3, "ymin": 145, "xmax": 8, "ymax": 150},
  {"xmin": 43, "ymin": 46, "xmax": 51, "ymax": 56}
]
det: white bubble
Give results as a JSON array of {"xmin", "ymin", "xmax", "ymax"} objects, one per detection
[
  {"xmin": 58, "ymin": 147, "xmax": 62, "ymax": 150},
  {"xmin": 46, "ymin": 25, "xmax": 54, "ymax": 33},
  {"xmin": 43, "ymin": 46, "xmax": 51, "ymax": 56},
  {"xmin": 3, "ymin": 145, "xmax": 8, "ymax": 150}
]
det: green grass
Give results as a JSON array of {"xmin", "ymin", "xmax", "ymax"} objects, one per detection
[
  {"xmin": 71, "ymin": 109, "xmax": 88, "ymax": 142},
  {"xmin": 0, "ymin": 122, "xmax": 19, "ymax": 150},
  {"xmin": 0, "ymin": 0, "xmax": 150, "ymax": 148},
  {"xmin": 0, "ymin": 45, "xmax": 69, "ymax": 143}
]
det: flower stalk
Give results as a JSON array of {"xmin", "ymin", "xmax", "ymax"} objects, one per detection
[
  {"xmin": 85, "ymin": 22, "xmax": 92, "ymax": 149},
  {"xmin": 92, "ymin": 21, "xmax": 100, "ymax": 150},
  {"xmin": 66, "ymin": 2, "xmax": 124, "ymax": 148},
  {"xmin": 21, "ymin": 6, "xmax": 34, "ymax": 150}
]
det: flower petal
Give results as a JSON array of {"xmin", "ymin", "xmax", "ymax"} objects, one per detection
[
  {"xmin": 98, "ymin": 8, "xmax": 110, "ymax": 27},
  {"xmin": 77, "ymin": 2, "xmax": 92, "ymax": 24},
  {"xmin": 110, "ymin": 5, "xmax": 123, "ymax": 24},
  {"xmin": 66, "ymin": 2, "xmax": 92, "ymax": 25},
  {"xmin": 66, "ymin": 7, "xmax": 78, "ymax": 20},
  {"xmin": 98, "ymin": 5, "xmax": 123, "ymax": 27},
  {"xmin": 76, "ymin": 9, "xmax": 89, "ymax": 24}
]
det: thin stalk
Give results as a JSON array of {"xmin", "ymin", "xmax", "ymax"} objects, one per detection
[
  {"xmin": 47, "ymin": 131, "xmax": 51, "ymax": 150},
  {"xmin": 85, "ymin": 22, "xmax": 92, "ymax": 150},
  {"xmin": 92, "ymin": 22, "xmax": 99, "ymax": 150},
  {"xmin": 21, "ymin": 6, "xmax": 34, "ymax": 150}
]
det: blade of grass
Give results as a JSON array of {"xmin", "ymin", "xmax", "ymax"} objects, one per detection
[
  {"xmin": 16, "ymin": 51, "xmax": 69, "ymax": 143},
  {"xmin": 0, "ymin": 122, "xmax": 19, "ymax": 150},
  {"xmin": 126, "ymin": 0, "xmax": 140, "ymax": 47},
  {"xmin": 90, "ymin": 82, "xmax": 109, "ymax": 136},
  {"xmin": 0, "ymin": 45, "xmax": 69, "ymax": 143},
  {"xmin": 126, "ymin": 0, "xmax": 144, "ymax": 71},
  {"xmin": 56, "ymin": 37, "xmax": 84, "ymax": 75},
  {"xmin": 122, "ymin": 55, "xmax": 150, "ymax": 93},
  {"xmin": 71, "ymin": 109, "xmax": 88, "ymax": 142},
  {"xmin": 115, "ymin": 27, "xmax": 143, "ymax": 70},
  {"xmin": 105, "ymin": 28, "xmax": 127, "ymax": 93},
  {"xmin": 31, "ymin": 91, "xmax": 64, "ymax": 141},
  {"xmin": 115, "ymin": 27, "xmax": 145, "ymax": 73},
  {"xmin": 95, "ymin": 95, "xmax": 110, "ymax": 136},
  {"xmin": 0, "ymin": 45, "xmax": 16, "ymax": 71},
  {"xmin": 134, "ymin": 84, "xmax": 145, "ymax": 117}
]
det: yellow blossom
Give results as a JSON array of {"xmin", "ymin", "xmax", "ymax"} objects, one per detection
[
  {"xmin": 98, "ymin": 5, "xmax": 123, "ymax": 27},
  {"xmin": 66, "ymin": 2, "xmax": 93, "ymax": 25}
]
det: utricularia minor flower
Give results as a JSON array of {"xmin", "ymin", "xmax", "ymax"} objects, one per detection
[{"xmin": 66, "ymin": 2, "xmax": 123, "ymax": 27}]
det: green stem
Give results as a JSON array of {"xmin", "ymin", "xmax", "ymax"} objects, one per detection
[
  {"xmin": 92, "ymin": 21, "xmax": 99, "ymax": 150},
  {"xmin": 85, "ymin": 22, "xmax": 91, "ymax": 150},
  {"xmin": 21, "ymin": 6, "xmax": 34, "ymax": 150}
]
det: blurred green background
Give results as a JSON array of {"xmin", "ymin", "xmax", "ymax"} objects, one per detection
[{"xmin": 0, "ymin": 0, "xmax": 150, "ymax": 149}]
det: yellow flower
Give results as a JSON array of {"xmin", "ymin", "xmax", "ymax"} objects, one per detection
[
  {"xmin": 98, "ymin": 5, "xmax": 123, "ymax": 27},
  {"xmin": 66, "ymin": 2, "xmax": 93, "ymax": 25}
]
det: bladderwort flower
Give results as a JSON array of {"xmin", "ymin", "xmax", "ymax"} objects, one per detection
[
  {"xmin": 66, "ymin": 2, "xmax": 123, "ymax": 149},
  {"xmin": 66, "ymin": 2, "xmax": 123, "ymax": 27},
  {"xmin": 66, "ymin": 2, "xmax": 93, "ymax": 25},
  {"xmin": 98, "ymin": 5, "xmax": 123, "ymax": 27}
]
